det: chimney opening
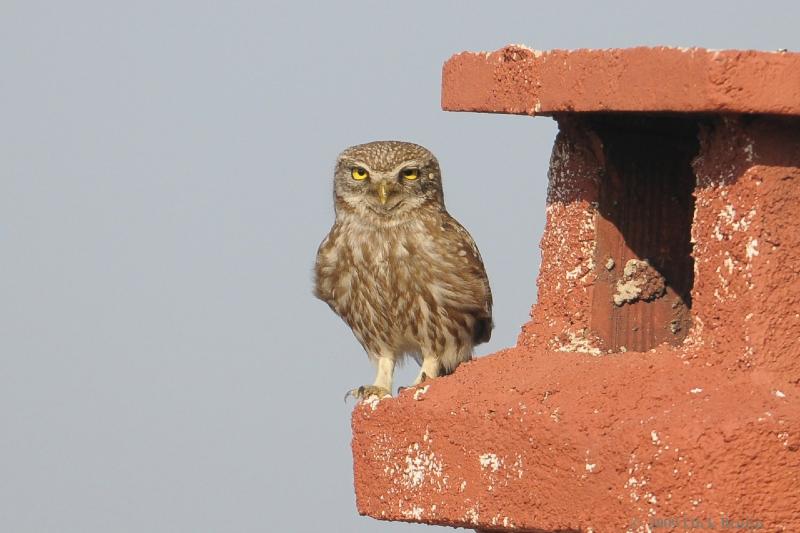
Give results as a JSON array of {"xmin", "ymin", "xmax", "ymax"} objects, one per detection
[{"xmin": 587, "ymin": 114, "xmax": 698, "ymax": 353}]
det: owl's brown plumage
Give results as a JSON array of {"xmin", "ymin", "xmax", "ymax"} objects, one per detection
[{"xmin": 314, "ymin": 141, "xmax": 492, "ymax": 398}]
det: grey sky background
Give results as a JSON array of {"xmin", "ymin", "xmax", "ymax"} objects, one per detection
[{"xmin": 1, "ymin": 2, "xmax": 798, "ymax": 532}]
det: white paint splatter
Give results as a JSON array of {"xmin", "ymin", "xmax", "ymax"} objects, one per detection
[
  {"xmin": 479, "ymin": 453, "xmax": 502, "ymax": 472},
  {"xmin": 413, "ymin": 385, "xmax": 429, "ymax": 400},
  {"xmin": 746, "ymin": 238, "xmax": 759, "ymax": 259},
  {"xmin": 551, "ymin": 329, "xmax": 602, "ymax": 355},
  {"xmin": 402, "ymin": 442, "xmax": 445, "ymax": 490},
  {"xmin": 401, "ymin": 505, "xmax": 424, "ymax": 520},
  {"xmin": 651, "ymin": 430, "xmax": 660, "ymax": 445}
]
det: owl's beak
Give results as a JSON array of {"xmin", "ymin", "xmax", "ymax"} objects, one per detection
[{"xmin": 377, "ymin": 181, "xmax": 390, "ymax": 205}]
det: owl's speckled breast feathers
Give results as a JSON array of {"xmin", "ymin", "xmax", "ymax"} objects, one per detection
[{"xmin": 314, "ymin": 141, "xmax": 492, "ymax": 399}]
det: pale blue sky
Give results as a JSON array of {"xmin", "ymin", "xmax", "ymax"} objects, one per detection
[{"xmin": 1, "ymin": 1, "xmax": 798, "ymax": 532}]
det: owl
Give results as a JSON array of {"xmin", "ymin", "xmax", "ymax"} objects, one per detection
[{"xmin": 314, "ymin": 141, "xmax": 493, "ymax": 400}]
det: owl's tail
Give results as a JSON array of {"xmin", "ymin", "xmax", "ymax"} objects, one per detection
[
  {"xmin": 438, "ymin": 349, "xmax": 475, "ymax": 377},
  {"xmin": 436, "ymin": 315, "xmax": 492, "ymax": 377},
  {"xmin": 472, "ymin": 316, "xmax": 494, "ymax": 345},
  {"xmin": 438, "ymin": 360, "xmax": 467, "ymax": 377}
]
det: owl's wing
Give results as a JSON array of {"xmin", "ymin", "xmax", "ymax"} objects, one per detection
[
  {"xmin": 440, "ymin": 216, "xmax": 494, "ymax": 344},
  {"xmin": 313, "ymin": 223, "xmax": 342, "ymax": 308}
]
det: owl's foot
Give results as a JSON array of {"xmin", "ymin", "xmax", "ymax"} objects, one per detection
[
  {"xmin": 344, "ymin": 385, "xmax": 392, "ymax": 402},
  {"xmin": 397, "ymin": 372, "xmax": 428, "ymax": 394}
]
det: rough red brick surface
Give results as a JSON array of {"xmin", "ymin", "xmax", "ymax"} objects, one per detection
[
  {"xmin": 442, "ymin": 46, "xmax": 800, "ymax": 116},
  {"xmin": 351, "ymin": 47, "xmax": 800, "ymax": 532}
]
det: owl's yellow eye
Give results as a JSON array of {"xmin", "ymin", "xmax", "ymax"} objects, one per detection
[
  {"xmin": 401, "ymin": 168, "xmax": 419, "ymax": 180},
  {"xmin": 351, "ymin": 167, "xmax": 369, "ymax": 180}
]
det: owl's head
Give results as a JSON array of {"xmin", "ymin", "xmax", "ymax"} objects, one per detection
[{"xmin": 333, "ymin": 141, "xmax": 444, "ymax": 221}]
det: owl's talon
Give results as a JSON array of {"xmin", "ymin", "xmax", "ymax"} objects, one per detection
[
  {"xmin": 398, "ymin": 376, "xmax": 431, "ymax": 395},
  {"xmin": 345, "ymin": 385, "xmax": 391, "ymax": 402}
]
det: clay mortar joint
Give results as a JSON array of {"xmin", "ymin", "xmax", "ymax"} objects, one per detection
[{"xmin": 442, "ymin": 45, "xmax": 800, "ymax": 116}]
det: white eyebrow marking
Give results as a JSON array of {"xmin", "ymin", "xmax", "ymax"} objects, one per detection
[
  {"xmin": 389, "ymin": 160, "xmax": 423, "ymax": 174},
  {"xmin": 340, "ymin": 159, "xmax": 374, "ymax": 174}
]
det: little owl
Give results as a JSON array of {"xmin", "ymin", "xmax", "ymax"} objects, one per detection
[{"xmin": 314, "ymin": 141, "xmax": 493, "ymax": 400}]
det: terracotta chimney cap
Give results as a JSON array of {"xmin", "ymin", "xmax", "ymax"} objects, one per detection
[
  {"xmin": 442, "ymin": 45, "xmax": 800, "ymax": 116},
  {"xmin": 353, "ymin": 45, "xmax": 800, "ymax": 532}
]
